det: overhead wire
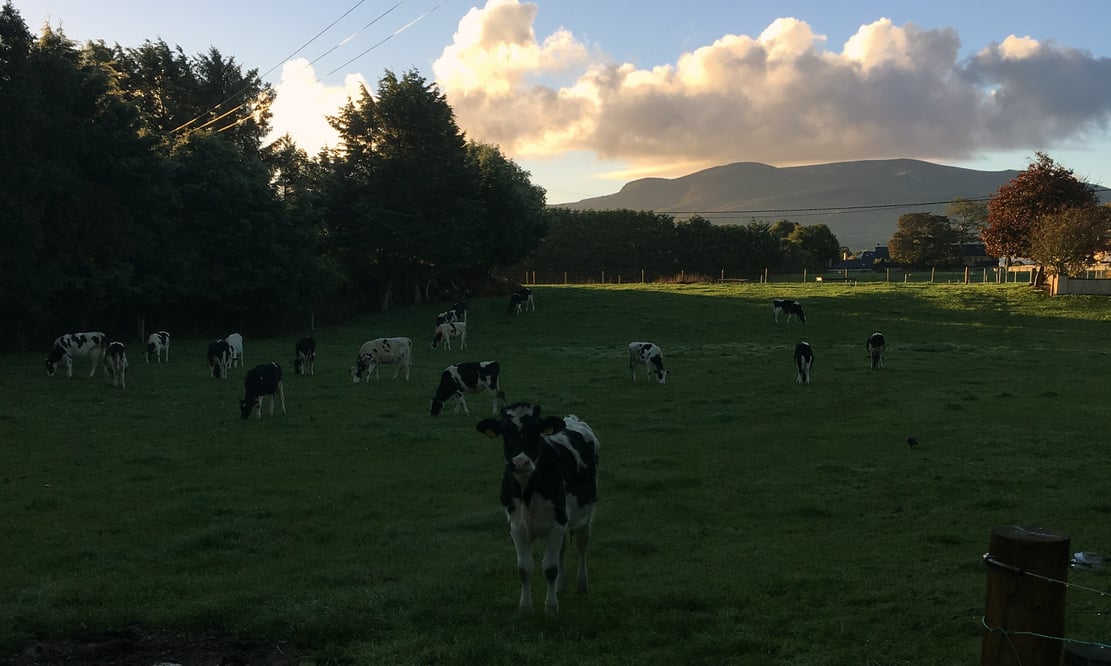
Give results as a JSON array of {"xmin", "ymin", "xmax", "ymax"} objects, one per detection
[{"xmin": 325, "ymin": 0, "xmax": 451, "ymax": 76}]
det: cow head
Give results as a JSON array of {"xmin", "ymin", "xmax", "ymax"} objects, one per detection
[
  {"xmin": 239, "ymin": 397, "xmax": 259, "ymax": 419},
  {"xmin": 477, "ymin": 403, "xmax": 566, "ymax": 484},
  {"xmin": 45, "ymin": 347, "xmax": 66, "ymax": 376},
  {"xmin": 350, "ymin": 353, "xmax": 374, "ymax": 382}
]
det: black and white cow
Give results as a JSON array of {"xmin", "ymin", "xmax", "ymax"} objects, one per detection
[
  {"xmin": 350, "ymin": 337, "xmax": 412, "ymax": 382},
  {"xmin": 225, "ymin": 332, "xmax": 244, "ymax": 368},
  {"xmin": 294, "ymin": 336, "xmax": 316, "ymax": 376},
  {"xmin": 435, "ymin": 301, "xmax": 468, "ymax": 327},
  {"xmin": 430, "ymin": 361, "xmax": 504, "ymax": 416},
  {"xmin": 794, "ymin": 341, "xmax": 814, "ymax": 384},
  {"xmin": 145, "ymin": 331, "xmax": 170, "ymax": 363},
  {"xmin": 239, "ymin": 362, "xmax": 286, "ymax": 419},
  {"xmin": 772, "ymin": 299, "xmax": 807, "ymax": 324},
  {"xmin": 46, "ymin": 331, "xmax": 107, "ymax": 378},
  {"xmin": 508, "ymin": 287, "xmax": 535, "ymax": 314},
  {"xmin": 104, "ymin": 341, "xmax": 128, "ymax": 389},
  {"xmin": 866, "ymin": 332, "xmax": 886, "ymax": 370},
  {"xmin": 431, "ymin": 321, "xmax": 467, "ymax": 350},
  {"xmin": 476, "ymin": 402, "xmax": 600, "ymax": 616},
  {"xmin": 208, "ymin": 339, "xmax": 231, "ymax": 379},
  {"xmin": 628, "ymin": 341, "xmax": 668, "ymax": 383}
]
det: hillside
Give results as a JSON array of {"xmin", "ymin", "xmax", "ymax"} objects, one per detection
[{"xmin": 554, "ymin": 159, "xmax": 1022, "ymax": 250}]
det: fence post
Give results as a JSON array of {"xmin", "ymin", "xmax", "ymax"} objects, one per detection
[
  {"xmin": 641, "ymin": 269, "xmax": 645, "ymax": 283},
  {"xmin": 763, "ymin": 268, "xmax": 769, "ymax": 284},
  {"xmin": 981, "ymin": 525, "xmax": 1070, "ymax": 666},
  {"xmin": 721, "ymin": 268, "xmax": 725, "ymax": 283},
  {"xmin": 563, "ymin": 271, "xmax": 567, "ymax": 285},
  {"xmin": 803, "ymin": 269, "xmax": 807, "ymax": 283},
  {"xmin": 886, "ymin": 268, "xmax": 891, "ymax": 283},
  {"xmin": 965, "ymin": 267, "xmax": 970, "ymax": 285},
  {"xmin": 601, "ymin": 270, "xmax": 605, "ymax": 284},
  {"xmin": 931, "ymin": 267, "xmax": 936, "ymax": 283}
]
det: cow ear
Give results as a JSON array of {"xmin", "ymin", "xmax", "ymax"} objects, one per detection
[
  {"xmin": 476, "ymin": 419, "xmax": 502, "ymax": 438},
  {"xmin": 540, "ymin": 416, "xmax": 565, "ymax": 435}
]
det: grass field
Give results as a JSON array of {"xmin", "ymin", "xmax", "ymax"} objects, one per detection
[{"xmin": 3, "ymin": 282, "xmax": 1111, "ymax": 664}]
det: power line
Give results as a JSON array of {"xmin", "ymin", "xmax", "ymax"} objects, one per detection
[
  {"xmin": 325, "ymin": 0, "xmax": 451, "ymax": 76},
  {"xmin": 173, "ymin": 0, "xmax": 379, "ymax": 136}
]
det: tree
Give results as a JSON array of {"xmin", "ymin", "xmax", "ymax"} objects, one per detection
[
  {"xmin": 887, "ymin": 213, "xmax": 961, "ymax": 267},
  {"xmin": 787, "ymin": 224, "xmax": 841, "ymax": 272},
  {"xmin": 982, "ymin": 152, "xmax": 1099, "ymax": 260},
  {"xmin": 945, "ymin": 197, "xmax": 989, "ymax": 243},
  {"xmin": 1027, "ymin": 206, "xmax": 1111, "ymax": 276}
]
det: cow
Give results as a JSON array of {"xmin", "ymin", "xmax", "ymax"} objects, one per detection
[
  {"xmin": 225, "ymin": 333, "xmax": 244, "ymax": 368},
  {"xmin": 795, "ymin": 341, "xmax": 814, "ymax": 384},
  {"xmin": 145, "ymin": 331, "xmax": 170, "ymax": 363},
  {"xmin": 430, "ymin": 361, "xmax": 504, "ymax": 416},
  {"xmin": 239, "ymin": 362, "xmax": 286, "ymax": 419},
  {"xmin": 866, "ymin": 332, "xmax": 886, "ymax": 370},
  {"xmin": 435, "ymin": 301, "xmax": 468, "ymax": 327},
  {"xmin": 773, "ymin": 299, "xmax": 807, "ymax": 324},
  {"xmin": 294, "ymin": 336, "xmax": 316, "ymax": 376},
  {"xmin": 104, "ymin": 341, "xmax": 128, "ymax": 389},
  {"xmin": 628, "ymin": 342, "xmax": 668, "ymax": 383},
  {"xmin": 431, "ymin": 321, "xmax": 467, "ymax": 350},
  {"xmin": 508, "ymin": 287, "xmax": 535, "ymax": 314},
  {"xmin": 476, "ymin": 402, "xmax": 600, "ymax": 616},
  {"xmin": 208, "ymin": 339, "xmax": 231, "ymax": 379},
  {"xmin": 350, "ymin": 337, "xmax": 412, "ymax": 382},
  {"xmin": 46, "ymin": 331, "xmax": 107, "ymax": 378}
]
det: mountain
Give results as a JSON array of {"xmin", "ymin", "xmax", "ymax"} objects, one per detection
[{"xmin": 554, "ymin": 158, "xmax": 1022, "ymax": 250}]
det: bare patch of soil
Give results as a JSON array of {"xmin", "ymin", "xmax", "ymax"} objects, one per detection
[{"xmin": 1, "ymin": 625, "xmax": 307, "ymax": 665}]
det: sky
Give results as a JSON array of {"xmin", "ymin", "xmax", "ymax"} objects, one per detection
[{"xmin": 12, "ymin": 0, "xmax": 1111, "ymax": 204}]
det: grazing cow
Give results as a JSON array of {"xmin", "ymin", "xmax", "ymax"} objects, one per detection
[
  {"xmin": 208, "ymin": 339, "xmax": 231, "ymax": 379},
  {"xmin": 239, "ymin": 362, "xmax": 286, "ymax": 419},
  {"xmin": 476, "ymin": 402, "xmax": 600, "ymax": 616},
  {"xmin": 225, "ymin": 333, "xmax": 244, "ymax": 368},
  {"xmin": 46, "ymin": 331, "xmax": 107, "ymax": 378},
  {"xmin": 772, "ymin": 299, "xmax": 807, "ymax": 324},
  {"xmin": 430, "ymin": 361, "xmax": 504, "ymax": 416},
  {"xmin": 435, "ymin": 301, "xmax": 468, "ymax": 327},
  {"xmin": 104, "ymin": 341, "xmax": 128, "ymax": 389},
  {"xmin": 294, "ymin": 336, "xmax": 316, "ymax": 376},
  {"xmin": 795, "ymin": 341, "xmax": 814, "ymax": 384},
  {"xmin": 431, "ymin": 321, "xmax": 467, "ymax": 350},
  {"xmin": 628, "ymin": 342, "xmax": 668, "ymax": 383},
  {"xmin": 350, "ymin": 337, "xmax": 412, "ymax": 382},
  {"xmin": 508, "ymin": 287, "xmax": 535, "ymax": 314},
  {"xmin": 145, "ymin": 331, "xmax": 170, "ymax": 363},
  {"xmin": 866, "ymin": 332, "xmax": 886, "ymax": 370}
]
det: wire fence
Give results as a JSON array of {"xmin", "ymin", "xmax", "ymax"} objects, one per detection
[{"xmin": 512, "ymin": 266, "xmax": 1043, "ymax": 286}]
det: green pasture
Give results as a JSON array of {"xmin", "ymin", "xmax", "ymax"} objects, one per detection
[{"xmin": 2, "ymin": 282, "xmax": 1111, "ymax": 664}]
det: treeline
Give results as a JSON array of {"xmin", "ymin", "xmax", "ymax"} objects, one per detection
[
  {"xmin": 0, "ymin": 3, "xmax": 841, "ymax": 351},
  {"xmin": 514, "ymin": 210, "xmax": 841, "ymax": 281},
  {"xmin": 0, "ymin": 3, "xmax": 546, "ymax": 350}
]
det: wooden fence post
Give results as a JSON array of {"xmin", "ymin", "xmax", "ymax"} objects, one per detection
[
  {"xmin": 803, "ymin": 269, "xmax": 807, "ymax": 283},
  {"xmin": 601, "ymin": 270, "xmax": 605, "ymax": 284},
  {"xmin": 965, "ymin": 266, "xmax": 970, "ymax": 285},
  {"xmin": 931, "ymin": 267, "xmax": 936, "ymax": 283},
  {"xmin": 981, "ymin": 525, "xmax": 1070, "ymax": 666},
  {"xmin": 641, "ymin": 269, "xmax": 645, "ymax": 283}
]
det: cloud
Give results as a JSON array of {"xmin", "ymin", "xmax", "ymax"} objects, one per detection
[
  {"xmin": 266, "ymin": 59, "xmax": 368, "ymax": 154},
  {"xmin": 432, "ymin": 1, "xmax": 1111, "ymax": 178}
]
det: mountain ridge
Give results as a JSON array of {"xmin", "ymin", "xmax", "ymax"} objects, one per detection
[{"xmin": 554, "ymin": 158, "xmax": 1025, "ymax": 249}]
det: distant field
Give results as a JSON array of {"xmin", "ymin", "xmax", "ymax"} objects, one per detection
[{"xmin": 3, "ymin": 282, "xmax": 1111, "ymax": 664}]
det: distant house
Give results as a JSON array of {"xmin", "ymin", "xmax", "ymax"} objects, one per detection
[
  {"xmin": 830, "ymin": 246, "xmax": 890, "ymax": 271},
  {"xmin": 961, "ymin": 243, "xmax": 997, "ymax": 268}
]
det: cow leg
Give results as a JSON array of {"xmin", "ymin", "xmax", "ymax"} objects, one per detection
[
  {"xmin": 541, "ymin": 525, "xmax": 565, "ymax": 616},
  {"xmin": 574, "ymin": 524, "xmax": 591, "ymax": 593},
  {"xmin": 456, "ymin": 394, "xmax": 470, "ymax": 415},
  {"xmin": 510, "ymin": 521, "xmax": 533, "ymax": 614},
  {"xmin": 460, "ymin": 334, "xmax": 466, "ymax": 350},
  {"xmin": 277, "ymin": 381, "xmax": 286, "ymax": 415}
]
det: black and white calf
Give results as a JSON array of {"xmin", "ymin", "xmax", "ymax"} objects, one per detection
[
  {"xmin": 430, "ymin": 361, "xmax": 504, "ymax": 416},
  {"xmin": 431, "ymin": 321, "xmax": 467, "ymax": 350},
  {"xmin": 772, "ymin": 299, "xmax": 807, "ymax": 324},
  {"xmin": 46, "ymin": 331, "xmax": 107, "ymax": 378},
  {"xmin": 294, "ymin": 336, "xmax": 316, "ymax": 376},
  {"xmin": 628, "ymin": 342, "xmax": 668, "ymax": 383},
  {"xmin": 508, "ymin": 287, "xmax": 535, "ymax": 314},
  {"xmin": 225, "ymin": 333, "xmax": 244, "ymax": 368},
  {"xmin": 104, "ymin": 341, "xmax": 128, "ymax": 388},
  {"xmin": 146, "ymin": 331, "xmax": 170, "ymax": 363},
  {"xmin": 239, "ymin": 362, "xmax": 286, "ymax": 419},
  {"xmin": 866, "ymin": 332, "xmax": 886, "ymax": 370},
  {"xmin": 794, "ymin": 341, "xmax": 814, "ymax": 384},
  {"xmin": 350, "ymin": 337, "xmax": 412, "ymax": 382},
  {"xmin": 208, "ymin": 339, "xmax": 231, "ymax": 379},
  {"xmin": 476, "ymin": 402, "xmax": 599, "ymax": 616}
]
